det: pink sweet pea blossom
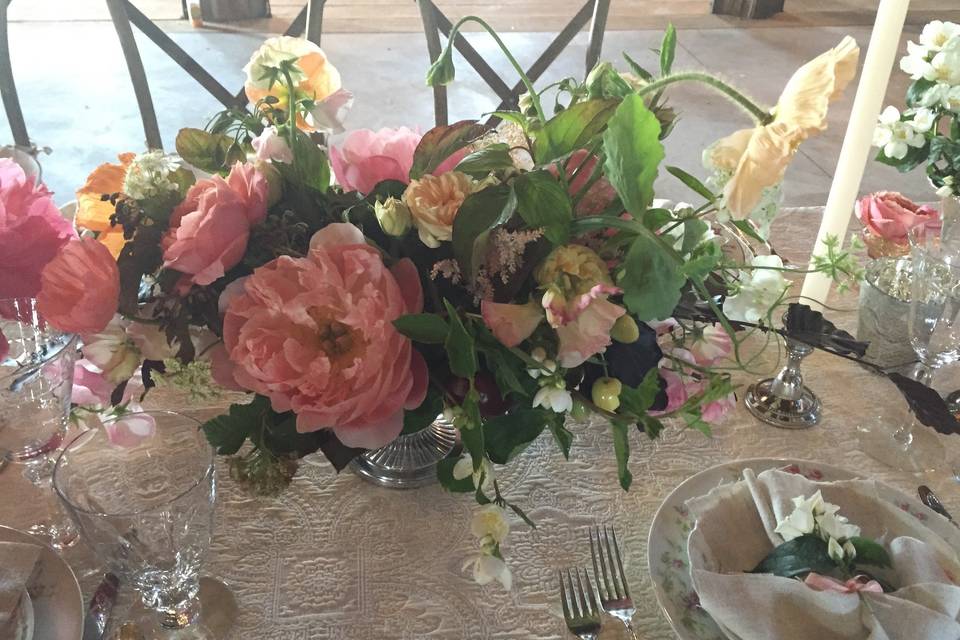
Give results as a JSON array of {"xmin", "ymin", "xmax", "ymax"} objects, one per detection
[
  {"xmin": 251, "ymin": 126, "xmax": 294, "ymax": 164},
  {"xmin": 222, "ymin": 223, "xmax": 428, "ymax": 448},
  {"xmin": 688, "ymin": 324, "xmax": 733, "ymax": 366},
  {"xmin": 481, "ymin": 300, "xmax": 543, "ymax": 347},
  {"xmin": 552, "ymin": 285, "xmax": 625, "ymax": 368},
  {"xmin": 104, "ymin": 408, "xmax": 157, "ymax": 448},
  {"xmin": 0, "ymin": 158, "xmax": 76, "ymax": 298},
  {"xmin": 162, "ymin": 162, "xmax": 269, "ymax": 287},
  {"xmin": 71, "ymin": 360, "xmax": 115, "ymax": 407}
]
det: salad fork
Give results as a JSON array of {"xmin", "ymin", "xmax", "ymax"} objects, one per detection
[
  {"xmin": 590, "ymin": 525, "xmax": 640, "ymax": 639},
  {"xmin": 559, "ymin": 567, "xmax": 602, "ymax": 639}
]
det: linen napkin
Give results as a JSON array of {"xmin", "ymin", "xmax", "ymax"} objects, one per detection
[
  {"xmin": 0, "ymin": 541, "xmax": 42, "ymax": 639},
  {"xmin": 686, "ymin": 468, "xmax": 960, "ymax": 640}
]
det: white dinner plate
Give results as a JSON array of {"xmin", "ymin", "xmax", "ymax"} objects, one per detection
[
  {"xmin": 646, "ymin": 458, "xmax": 956, "ymax": 640},
  {"xmin": 0, "ymin": 526, "xmax": 83, "ymax": 640}
]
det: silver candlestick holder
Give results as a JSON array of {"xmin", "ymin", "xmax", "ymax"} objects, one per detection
[{"xmin": 745, "ymin": 335, "xmax": 822, "ymax": 429}]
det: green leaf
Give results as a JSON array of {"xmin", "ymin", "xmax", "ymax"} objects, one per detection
[
  {"xmin": 639, "ymin": 414, "xmax": 666, "ymax": 439},
  {"xmin": 622, "ymin": 52, "xmax": 654, "ymax": 82},
  {"xmin": 451, "ymin": 183, "xmax": 517, "ymax": 280},
  {"xmin": 585, "ymin": 62, "xmax": 635, "ymax": 100},
  {"xmin": 906, "ymin": 78, "xmax": 937, "ymax": 108},
  {"xmin": 513, "ymin": 170, "xmax": 573, "ymax": 244},
  {"xmin": 619, "ymin": 232, "xmax": 685, "ymax": 321},
  {"xmin": 290, "ymin": 132, "xmax": 331, "ymax": 192},
  {"xmin": 681, "ymin": 218, "xmax": 709, "ymax": 255},
  {"xmin": 402, "ymin": 389, "xmax": 444, "ymax": 435},
  {"xmin": 393, "ymin": 313, "xmax": 449, "ymax": 344},
  {"xmin": 731, "ymin": 219, "xmax": 766, "ymax": 244},
  {"xmin": 532, "ymin": 98, "xmax": 620, "ymax": 164},
  {"xmin": 660, "ymin": 24, "xmax": 677, "ymax": 76},
  {"xmin": 849, "ymin": 536, "xmax": 892, "ymax": 568},
  {"xmin": 619, "ymin": 368, "xmax": 662, "ymax": 416},
  {"xmin": 603, "ymin": 94, "xmax": 665, "ymax": 215},
  {"xmin": 490, "ymin": 111, "xmax": 530, "ymax": 130},
  {"xmin": 201, "ymin": 395, "xmax": 268, "ymax": 454},
  {"xmin": 642, "ymin": 207, "xmax": 674, "ymax": 231},
  {"xmin": 666, "ymin": 165, "xmax": 715, "ymax": 203},
  {"xmin": 410, "ymin": 120, "xmax": 486, "ymax": 179},
  {"xmin": 611, "ymin": 420, "xmax": 633, "ymax": 490},
  {"xmin": 751, "ymin": 535, "xmax": 835, "ymax": 578},
  {"xmin": 455, "ymin": 143, "xmax": 515, "ymax": 177},
  {"xmin": 437, "ymin": 457, "xmax": 475, "ymax": 493},
  {"xmin": 175, "ymin": 128, "xmax": 245, "ymax": 174},
  {"xmin": 443, "ymin": 300, "xmax": 478, "ymax": 378},
  {"xmin": 681, "ymin": 241, "xmax": 722, "ymax": 281},
  {"xmin": 549, "ymin": 418, "xmax": 574, "ymax": 459},
  {"xmin": 483, "ymin": 409, "xmax": 549, "ymax": 464}
]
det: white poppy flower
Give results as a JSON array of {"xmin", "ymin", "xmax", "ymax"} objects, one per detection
[{"xmin": 722, "ymin": 255, "xmax": 789, "ymax": 324}]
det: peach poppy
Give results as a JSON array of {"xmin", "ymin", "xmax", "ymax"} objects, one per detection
[
  {"xmin": 75, "ymin": 153, "xmax": 135, "ymax": 257},
  {"xmin": 711, "ymin": 36, "xmax": 860, "ymax": 218}
]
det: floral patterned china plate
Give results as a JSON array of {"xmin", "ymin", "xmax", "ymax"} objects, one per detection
[{"xmin": 647, "ymin": 458, "xmax": 957, "ymax": 640}]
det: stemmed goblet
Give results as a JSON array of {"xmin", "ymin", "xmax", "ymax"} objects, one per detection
[
  {"xmin": 0, "ymin": 297, "xmax": 79, "ymax": 548},
  {"xmin": 53, "ymin": 410, "xmax": 234, "ymax": 638}
]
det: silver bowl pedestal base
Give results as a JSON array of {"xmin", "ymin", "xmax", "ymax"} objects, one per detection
[
  {"xmin": 350, "ymin": 418, "xmax": 459, "ymax": 489},
  {"xmin": 745, "ymin": 338, "xmax": 822, "ymax": 429}
]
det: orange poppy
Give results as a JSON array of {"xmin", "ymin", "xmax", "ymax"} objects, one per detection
[{"xmin": 75, "ymin": 153, "xmax": 134, "ymax": 257}]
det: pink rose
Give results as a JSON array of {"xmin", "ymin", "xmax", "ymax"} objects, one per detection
[
  {"xmin": 0, "ymin": 158, "xmax": 76, "ymax": 298},
  {"xmin": 481, "ymin": 300, "xmax": 543, "ymax": 348},
  {"xmin": 549, "ymin": 149, "xmax": 618, "ymax": 216},
  {"xmin": 222, "ymin": 223, "xmax": 428, "ymax": 448},
  {"xmin": 162, "ymin": 162, "xmax": 269, "ymax": 287},
  {"xmin": 856, "ymin": 191, "xmax": 940, "ymax": 246},
  {"xmin": 330, "ymin": 127, "xmax": 465, "ymax": 195},
  {"xmin": 37, "ymin": 237, "xmax": 119, "ymax": 334}
]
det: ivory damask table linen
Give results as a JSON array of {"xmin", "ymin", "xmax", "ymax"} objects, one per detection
[{"xmin": 2, "ymin": 208, "xmax": 960, "ymax": 639}]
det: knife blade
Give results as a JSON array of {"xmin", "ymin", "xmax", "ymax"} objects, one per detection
[
  {"xmin": 919, "ymin": 485, "xmax": 954, "ymax": 521},
  {"xmin": 82, "ymin": 573, "xmax": 119, "ymax": 640}
]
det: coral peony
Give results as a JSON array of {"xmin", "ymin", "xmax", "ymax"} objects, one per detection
[
  {"xmin": 37, "ymin": 237, "xmax": 119, "ymax": 335},
  {"xmin": 162, "ymin": 162, "xmax": 269, "ymax": 287},
  {"xmin": 403, "ymin": 171, "xmax": 474, "ymax": 247},
  {"xmin": 222, "ymin": 223, "xmax": 428, "ymax": 448},
  {"xmin": 331, "ymin": 127, "xmax": 422, "ymax": 194},
  {"xmin": 0, "ymin": 159, "xmax": 76, "ymax": 298},
  {"xmin": 856, "ymin": 191, "xmax": 940, "ymax": 251}
]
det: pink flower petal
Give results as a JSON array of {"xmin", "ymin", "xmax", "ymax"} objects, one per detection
[
  {"xmin": 405, "ymin": 349, "xmax": 429, "ymax": 411},
  {"xmin": 331, "ymin": 409, "xmax": 404, "ymax": 449},
  {"xmin": 390, "ymin": 258, "xmax": 424, "ymax": 314},
  {"xmin": 481, "ymin": 300, "xmax": 543, "ymax": 348},
  {"xmin": 556, "ymin": 297, "xmax": 625, "ymax": 368}
]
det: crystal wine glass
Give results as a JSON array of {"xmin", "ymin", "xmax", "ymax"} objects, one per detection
[
  {"xmin": 0, "ymin": 297, "xmax": 79, "ymax": 548},
  {"xmin": 53, "ymin": 411, "xmax": 234, "ymax": 638},
  {"xmin": 859, "ymin": 224, "xmax": 960, "ymax": 471}
]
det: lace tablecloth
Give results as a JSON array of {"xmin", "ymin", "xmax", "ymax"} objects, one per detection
[{"xmin": 3, "ymin": 207, "xmax": 960, "ymax": 639}]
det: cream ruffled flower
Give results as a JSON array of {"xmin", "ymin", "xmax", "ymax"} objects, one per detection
[
  {"xmin": 403, "ymin": 172, "xmax": 475, "ymax": 247},
  {"xmin": 709, "ymin": 36, "xmax": 860, "ymax": 218}
]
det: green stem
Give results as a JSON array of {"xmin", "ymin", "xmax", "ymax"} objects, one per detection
[
  {"xmin": 444, "ymin": 16, "xmax": 547, "ymax": 123},
  {"xmin": 281, "ymin": 67, "xmax": 298, "ymax": 151},
  {"xmin": 636, "ymin": 72, "xmax": 773, "ymax": 126}
]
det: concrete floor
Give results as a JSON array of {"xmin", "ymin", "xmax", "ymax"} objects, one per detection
[{"xmin": 1, "ymin": 20, "xmax": 932, "ymax": 209}]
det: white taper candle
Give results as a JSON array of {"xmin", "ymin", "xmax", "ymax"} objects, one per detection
[{"xmin": 799, "ymin": 0, "xmax": 911, "ymax": 311}]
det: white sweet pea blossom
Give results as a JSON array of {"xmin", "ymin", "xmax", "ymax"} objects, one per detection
[
  {"xmin": 82, "ymin": 316, "xmax": 141, "ymax": 384},
  {"xmin": 919, "ymin": 21, "xmax": 960, "ymax": 52},
  {"xmin": 722, "ymin": 255, "xmax": 789, "ymax": 324},
  {"xmin": 452, "ymin": 454, "xmax": 495, "ymax": 494},
  {"xmin": 251, "ymin": 126, "xmax": 294, "ymax": 164},
  {"xmin": 532, "ymin": 383, "xmax": 573, "ymax": 413},
  {"xmin": 471, "ymin": 505, "xmax": 510, "ymax": 543},
  {"xmin": 464, "ymin": 551, "xmax": 512, "ymax": 589},
  {"xmin": 874, "ymin": 106, "xmax": 926, "ymax": 160}
]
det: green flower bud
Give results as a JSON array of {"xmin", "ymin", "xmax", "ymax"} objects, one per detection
[{"xmin": 375, "ymin": 197, "xmax": 412, "ymax": 237}]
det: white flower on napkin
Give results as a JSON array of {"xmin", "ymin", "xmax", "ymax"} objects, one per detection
[
  {"xmin": 775, "ymin": 491, "xmax": 823, "ymax": 541},
  {"xmin": 816, "ymin": 506, "xmax": 861, "ymax": 542}
]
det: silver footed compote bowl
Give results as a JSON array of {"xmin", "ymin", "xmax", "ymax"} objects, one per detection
[
  {"xmin": 53, "ymin": 411, "xmax": 236, "ymax": 638},
  {"xmin": 0, "ymin": 297, "xmax": 79, "ymax": 548},
  {"xmin": 859, "ymin": 224, "xmax": 960, "ymax": 472}
]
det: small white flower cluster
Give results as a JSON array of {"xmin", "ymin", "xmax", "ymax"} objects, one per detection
[
  {"xmin": 527, "ymin": 347, "xmax": 572, "ymax": 413},
  {"xmin": 123, "ymin": 150, "xmax": 182, "ymax": 201},
  {"xmin": 873, "ymin": 105, "xmax": 936, "ymax": 160},
  {"xmin": 774, "ymin": 491, "xmax": 861, "ymax": 564},
  {"xmin": 900, "ymin": 21, "xmax": 960, "ymax": 91},
  {"xmin": 462, "ymin": 504, "xmax": 512, "ymax": 589},
  {"xmin": 721, "ymin": 254, "xmax": 789, "ymax": 324}
]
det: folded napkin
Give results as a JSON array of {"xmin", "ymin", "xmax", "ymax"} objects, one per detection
[
  {"xmin": 686, "ymin": 468, "xmax": 960, "ymax": 640},
  {"xmin": 0, "ymin": 541, "xmax": 42, "ymax": 639}
]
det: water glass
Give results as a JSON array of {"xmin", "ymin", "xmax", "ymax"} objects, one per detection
[
  {"xmin": 0, "ymin": 297, "xmax": 78, "ymax": 548},
  {"xmin": 53, "ymin": 411, "xmax": 226, "ymax": 636}
]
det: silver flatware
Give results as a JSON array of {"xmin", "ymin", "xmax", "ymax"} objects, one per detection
[
  {"xmin": 919, "ymin": 485, "xmax": 953, "ymax": 521},
  {"xmin": 590, "ymin": 525, "xmax": 639, "ymax": 639},
  {"xmin": 81, "ymin": 573, "xmax": 119, "ymax": 640},
  {"xmin": 559, "ymin": 567, "xmax": 601, "ymax": 639}
]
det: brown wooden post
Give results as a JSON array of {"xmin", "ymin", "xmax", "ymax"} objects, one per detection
[
  {"xmin": 712, "ymin": 0, "xmax": 785, "ymax": 19},
  {"xmin": 0, "ymin": 0, "xmax": 29, "ymax": 147}
]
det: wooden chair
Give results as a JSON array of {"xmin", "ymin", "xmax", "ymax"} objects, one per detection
[
  {"xmin": 0, "ymin": 0, "xmax": 29, "ymax": 149},
  {"xmin": 105, "ymin": 0, "xmax": 327, "ymax": 150},
  {"xmin": 416, "ymin": 0, "xmax": 611, "ymax": 127}
]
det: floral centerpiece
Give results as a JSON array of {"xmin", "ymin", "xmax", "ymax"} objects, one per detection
[{"xmin": 0, "ymin": 23, "xmax": 867, "ymax": 584}]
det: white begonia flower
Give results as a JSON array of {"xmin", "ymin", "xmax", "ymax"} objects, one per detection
[
  {"xmin": 532, "ymin": 384, "xmax": 573, "ymax": 413},
  {"xmin": 722, "ymin": 254, "xmax": 789, "ymax": 324},
  {"xmin": 470, "ymin": 505, "xmax": 510, "ymax": 543},
  {"xmin": 843, "ymin": 540, "xmax": 857, "ymax": 561},
  {"xmin": 873, "ymin": 106, "xmax": 926, "ymax": 160},
  {"xmin": 816, "ymin": 509, "xmax": 861, "ymax": 541},
  {"xmin": 900, "ymin": 40, "xmax": 934, "ymax": 80},
  {"xmin": 774, "ymin": 491, "xmax": 824, "ymax": 541},
  {"xmin": 453, "ymin": 454, "xmax": 495, "ymax": 494},
  {"xmin": 920, "ymin": 21, "xmax": 960, "ymax": 52},
  {"xmin": 911, "ymin": 107, "xmax": 936, "ymax": 133},
  {"xmin": 827, "ymin": 537, "xmax": 845, "ymax": 564},
  {"xmin": 464, "ymin": 552, "xmax": 512, "ymax": 589}
]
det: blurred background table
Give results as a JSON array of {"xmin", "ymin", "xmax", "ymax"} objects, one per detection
[{"xmin": 2, "ymin": 206, "xmax": 958, "ymax": 639}]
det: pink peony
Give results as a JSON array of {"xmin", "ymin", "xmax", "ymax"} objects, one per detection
[
  {"xmin": 162, "ymin": 162, "xmax": 269, "ymax": 287},
  {"xmin": 222, "ymin": 223, "xmax": 428, "ymax": 448},
  {"xmin": 37, "ymin": 237, "xmax": 119, "ymax": 335},
  {"xmin": 0, "ymin": 158, "xmax": 76, "ymax": 298},
  {"xmin": 330, "ymin": 127, "xmax": 466, "ymax": 195},
  {"xmin": 856, "ymin": 192, "xmax": 940, "ymax": 246},
  {"xmin": 481, "ymin": 300, "xmax": 543, "ymax": 348},
  {"xmin": 549, "ymin": 149, "xmax": 618, "ymax": 216}
]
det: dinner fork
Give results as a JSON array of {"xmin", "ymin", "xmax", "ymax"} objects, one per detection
[
  {"xmin": 559, "ymin": 567, "xmax": 602, "ymax": 639},
  {"xmin": 590, "ymin": 525, "xmax": 640, "ymax": 639}
]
